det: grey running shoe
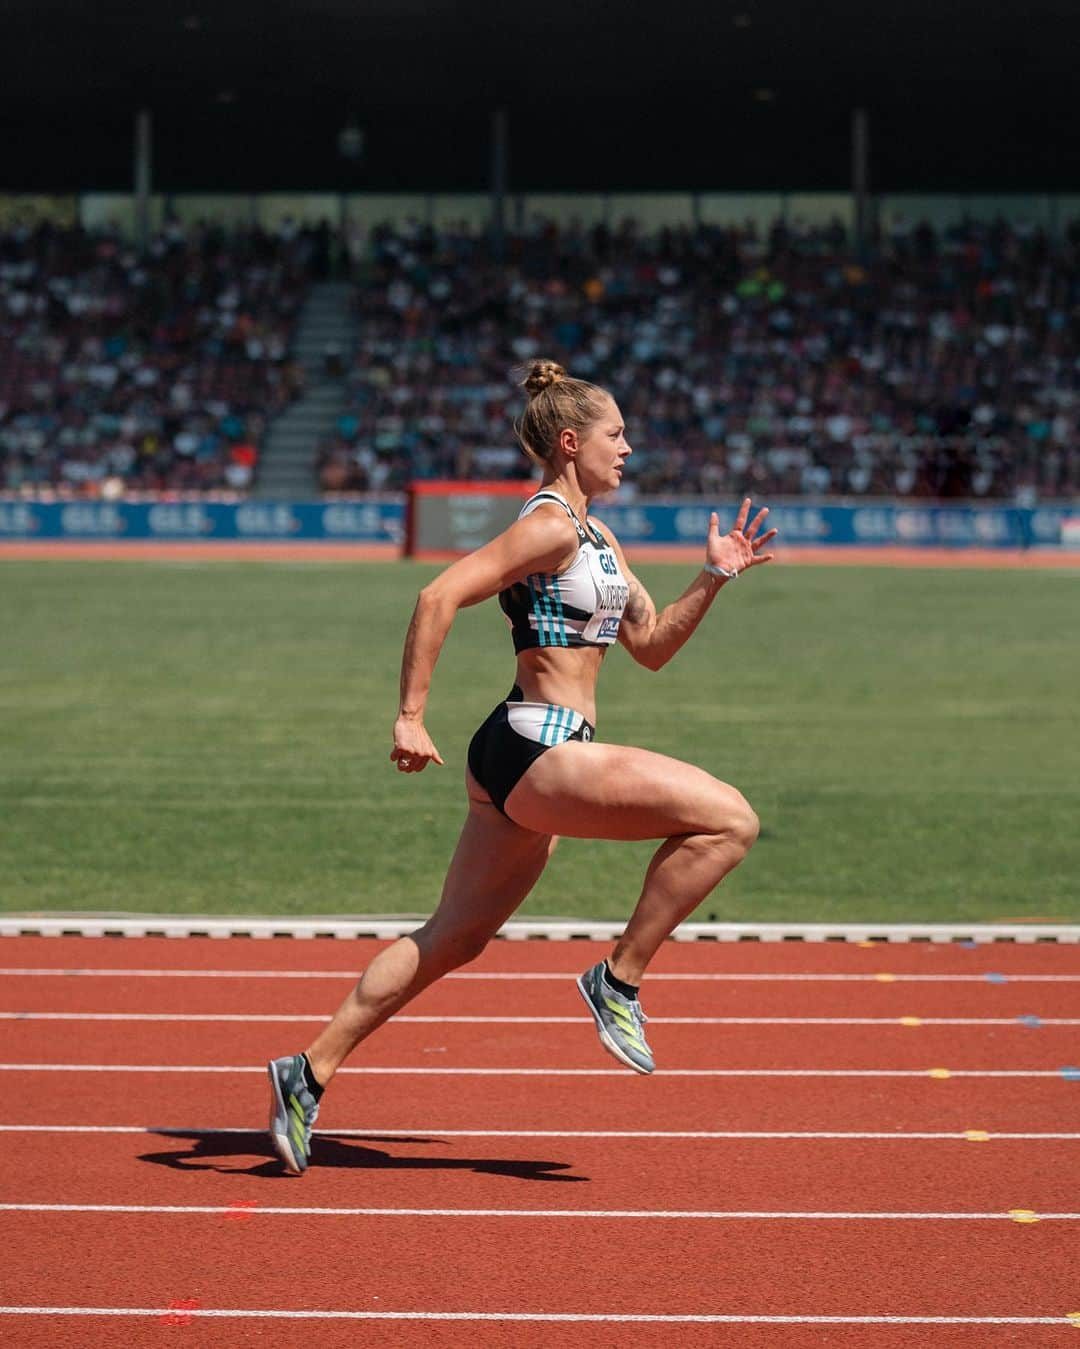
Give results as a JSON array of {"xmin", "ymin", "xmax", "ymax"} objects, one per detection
[
  {"xmin": 267, "ymin": 1053, "xmax": 320, "ymax": 1174},
  {"xmin": 577, "ymin": 961, "xmax": 655, "ymax": 1074}
]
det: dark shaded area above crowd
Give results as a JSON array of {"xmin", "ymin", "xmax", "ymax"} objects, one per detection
[{"xmin": 319, "ymin": 214, "xmax": 1079, "ymax": 503}]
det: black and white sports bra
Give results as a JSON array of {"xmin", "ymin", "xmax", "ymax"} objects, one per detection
[{"xmin": 498, "ymin": 490, "xmax": 630, "ymax": 652}]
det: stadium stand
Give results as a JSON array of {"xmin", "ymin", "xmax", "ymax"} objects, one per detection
[
  {"xmin": 0, "ymin": 221, "xmax": 311, "ymax": 495},
  {"xmin": 319, "ymin": 214, "xmax": 1079, "ymax": 501},
  {"xmin": 2, "ymin": 213, "xmax": 1076, "ymax": 501}
]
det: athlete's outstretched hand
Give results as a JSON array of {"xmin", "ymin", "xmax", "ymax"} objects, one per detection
[
  {"xmin": 391, "ymin": 715, "xmax": 444, "ymax": 774},
  {"xmin": 706, "ymin": 498, "xmax": 778, "ymax": 577}
]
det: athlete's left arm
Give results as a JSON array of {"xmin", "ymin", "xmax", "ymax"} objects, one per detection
[{"xmin": 593, "ymin": 498, "xmax": 777, "ymax": 672}]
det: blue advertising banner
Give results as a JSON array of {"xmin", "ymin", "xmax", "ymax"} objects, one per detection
[
  {"xmin": 0, "ymin": 497, "xmax": 1072, "ymax": 549},
  {"xmin": 0, "ymin": 499, "xmax": 404, "ymax": 543},
  {"xmin": 595, "ymin": 501, "xmax": 1073, "ymax": 550}
]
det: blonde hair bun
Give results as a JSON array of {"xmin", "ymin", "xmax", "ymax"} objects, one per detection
[
  {"xmin": 521, "ymin": 359, "xmax": 567, "ymax": 398},
  {"xmin": 512, "ymin": 361, "xmax": 608, "ymax": 466}
]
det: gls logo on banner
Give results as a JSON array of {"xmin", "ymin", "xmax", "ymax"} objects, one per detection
[{"xmin": 597, "ymin": 551, "xmax": 619, "ymax": 576}]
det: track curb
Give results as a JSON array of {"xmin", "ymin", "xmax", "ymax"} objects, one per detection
[{"xmin": 1, "ymin": 916, "xmax": 1078, "ymax": 942}]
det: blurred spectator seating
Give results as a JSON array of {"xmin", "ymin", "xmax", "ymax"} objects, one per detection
[
  {"xmin": 318, "ymin": 213, "xmax": 1078, "ymax": 502},
  {"xmin": 3, "ymin": 213, "xmax": 1076, "ymax": 502},
  {"xmin": 0, "ymin": 220, "xmax": 313, "ymax": 495}
]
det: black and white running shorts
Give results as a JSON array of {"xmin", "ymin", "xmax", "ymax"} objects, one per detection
[{"xmin": 467, "ymin": 685, "xmax": 595, "ymax": 817}]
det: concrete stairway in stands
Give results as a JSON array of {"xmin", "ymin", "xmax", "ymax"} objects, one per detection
[{"xmin": 254, "ymin": 280, "xmax": 352, "ymax": 499}]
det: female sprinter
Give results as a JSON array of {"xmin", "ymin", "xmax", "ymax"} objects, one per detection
[{"xmin": 268, "ymin": 360, "xmax": 776, "ymax": 1174}]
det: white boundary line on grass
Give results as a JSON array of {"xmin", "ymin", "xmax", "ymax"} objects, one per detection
[
  {"xmin": 3, "ymin": 1124, "xmax": 1080, "ymax": 1141},
  {"xmin": 0, "ymin": 1308, "xmax": 1071, "ymax": 1325},
  {"xmin": 2, "ymin": 917, "xmax": 1078, "ymax": 942},
  {"xmin": 0, "ymin": 1063, "xmax": 1071, "ymax": 1078},
  {"xmin": 4, "ymin": 1012, "xmax": 1079, "ymax": 1026},
  {"xmin": 3, "ymin": 967, "xmax": 1080, "ymax": 982}
]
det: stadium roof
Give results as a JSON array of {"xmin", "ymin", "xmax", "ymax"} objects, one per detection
[{"xmin": 5, "ymin": 0, "xmax": 1080, "ymax": 192}]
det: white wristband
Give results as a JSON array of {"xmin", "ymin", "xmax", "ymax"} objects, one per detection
[{"xmin": 704, "ymin": 562, "xmax": 737, "ymax": 581}]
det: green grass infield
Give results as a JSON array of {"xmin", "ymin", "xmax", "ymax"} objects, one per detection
[{"xmin": 2, "ymin": 559, "xmax": 1077, "ymax": 924}]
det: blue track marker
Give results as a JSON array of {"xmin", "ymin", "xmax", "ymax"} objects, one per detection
[
  {"xmin": 985, "ymin": 972, "xmax": 1008, "ymax": 984},
  {"xmin": 959, "ymin": 940, "xmax": 979, "ymax": 950},
  {"xmin": 1016, "ymin": 1015, "xmax": 1042, "ymax": 1028},
  {"xmin": 1061, "ymin": 1066, "xmax": 1080, "ymax": 1081}
]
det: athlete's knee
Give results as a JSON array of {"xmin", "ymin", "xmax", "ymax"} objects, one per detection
[
  {"xmin": 445, "ymin": 930, "xmax": 491, "ymax": 970},
  {"xmin": 729, "ymin": 796, "xmax": 760, "ymax": 852},
  {"xmin": 414, "ymin": 918, "xmax": 492, "ymax": 974},
  {"xmin": 704, "ymin": 786, "xmax": 759, "ymax": 854}
]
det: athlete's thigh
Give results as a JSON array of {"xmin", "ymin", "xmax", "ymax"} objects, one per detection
[
  {"xmin": 426, "ymin": 774, "xmax": 555, "ymax": 940},
  {"xmin": 504, "ymin": 741, "xmax": 749, "ymax": 841}
]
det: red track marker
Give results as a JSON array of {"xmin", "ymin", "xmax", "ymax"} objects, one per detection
[
  {"xmin": 224, "ymin": 1200, "xmax": 258, "ymax": 1223},
  {"xmin": 161, "ymin": 1298, "xmax": 201, "ymax": 1325}
]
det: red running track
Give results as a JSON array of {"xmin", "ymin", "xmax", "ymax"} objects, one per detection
[
  {"xmin": 1, "ymin": 1324, "xmax": 1075, "ymax": 1349},
  {"xmin": 1, "ymin": 935, "xmax": 1078, "ymax": 1348},
  {"xmin": 5, "ymin": 1129, "xmax": 1080, "ymax": 1214},
  {"xmin": 6, "ymin": 969, "xmax": 1079, "ymax": 1019},
  {"xmin": 5, "ymin": 1016, "xmax": 1080, "ymax": 1072},
  {"xmin": 3, "ymin": 541, "xmax": 1079, "ymax": 568},
  {"xmin": 7, "ymin": 1071, "xmax": 1080, "ymax": 1133},
  {"xmin": 3, "ymin": 933, "xmax": 1079, "ymax": 971}
]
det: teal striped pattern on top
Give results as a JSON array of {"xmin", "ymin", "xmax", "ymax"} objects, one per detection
[
  {"xmin": 537, "ymin": 704, "xmax": 580, "ymax": 746},
  {"xmin": 529, "ymin": 575, "xmax": 569, "ymax": 648}
]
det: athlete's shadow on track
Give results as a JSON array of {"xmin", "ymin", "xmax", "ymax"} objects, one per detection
[{"xmin": 138, "ymin": 1130, "xmax": 588, "ymax": 1183}]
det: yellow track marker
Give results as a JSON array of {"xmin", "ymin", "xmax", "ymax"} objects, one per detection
[
  {"xmin": 928, "ymin": 1067, "xmax": 951, "ymax": 1079},
  {"xmin": 1008, "ymin": 1209, "xmax": 1040, "ymax": 1224},
  {"xmin": 964, "ymin": 1130, "xmax": 991, "ymax": 1142},
  {"xmin": 899, "ymin": 1016, "xmax": 922, "ymax": 1026},
  {"xmin": 875, "ymin": 973, "xmax": 897, "ymax": 983},
  {"xmin": 1065, "ymin": 1310, "xmax": 1080, "ymax": 1327},
  {"xmin": 857, "ymin": 940, "xmax": 877, "ymax": 948}
]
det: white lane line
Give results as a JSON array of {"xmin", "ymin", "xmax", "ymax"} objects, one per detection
[
  {"xmin": 0, "ymin": 1063, "xmax": 1070, "ymax": 1078},
  {"xmin": 2, "ymin": 967, "xmax": 1079, "ymax": 983},
  {"xmin": 3, "ymin": 1125, "xmax": 1080, "ymax": 1140},
  {"xmin": 4, "ymin": 1203, "xmax": 1080, "ymax": 1220},
  {"xmin": 0, "ymin": 1308, "xmax": 1069, "ymax": 1325},
  {"xmin": 4, "ymin": 1012, "xmax": 1079, "ymax": 1026}
]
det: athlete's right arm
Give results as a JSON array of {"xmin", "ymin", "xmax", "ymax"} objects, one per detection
[{"xmin": 391, "ymin": 508, "xmax": 578, "ymax": 773}]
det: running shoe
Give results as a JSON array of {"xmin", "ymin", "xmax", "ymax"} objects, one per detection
[
  {"xmin": 267, "ymin": 1053, "xmax": 320, "ymax": 1174},
  {"xmin": 576, "ymin": 961, "xmax": 655, "ymax": 1074}
]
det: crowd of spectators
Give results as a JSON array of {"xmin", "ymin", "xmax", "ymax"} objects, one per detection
[
  {"xmin": 318, "ymin": 213, "xmax": 1079, "ymax": 501},
  {"xmin": 3, "ymin": 210, "xmax": 1077, "ymax": 502},
  {"xmin": 0, "ymin": 220, "xmax": 313, "ymax": 495}
]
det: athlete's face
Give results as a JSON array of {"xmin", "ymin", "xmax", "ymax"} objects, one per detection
[{"xmin": 574, "ymin": 398, "xmax": 632, "ymax": 495}]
